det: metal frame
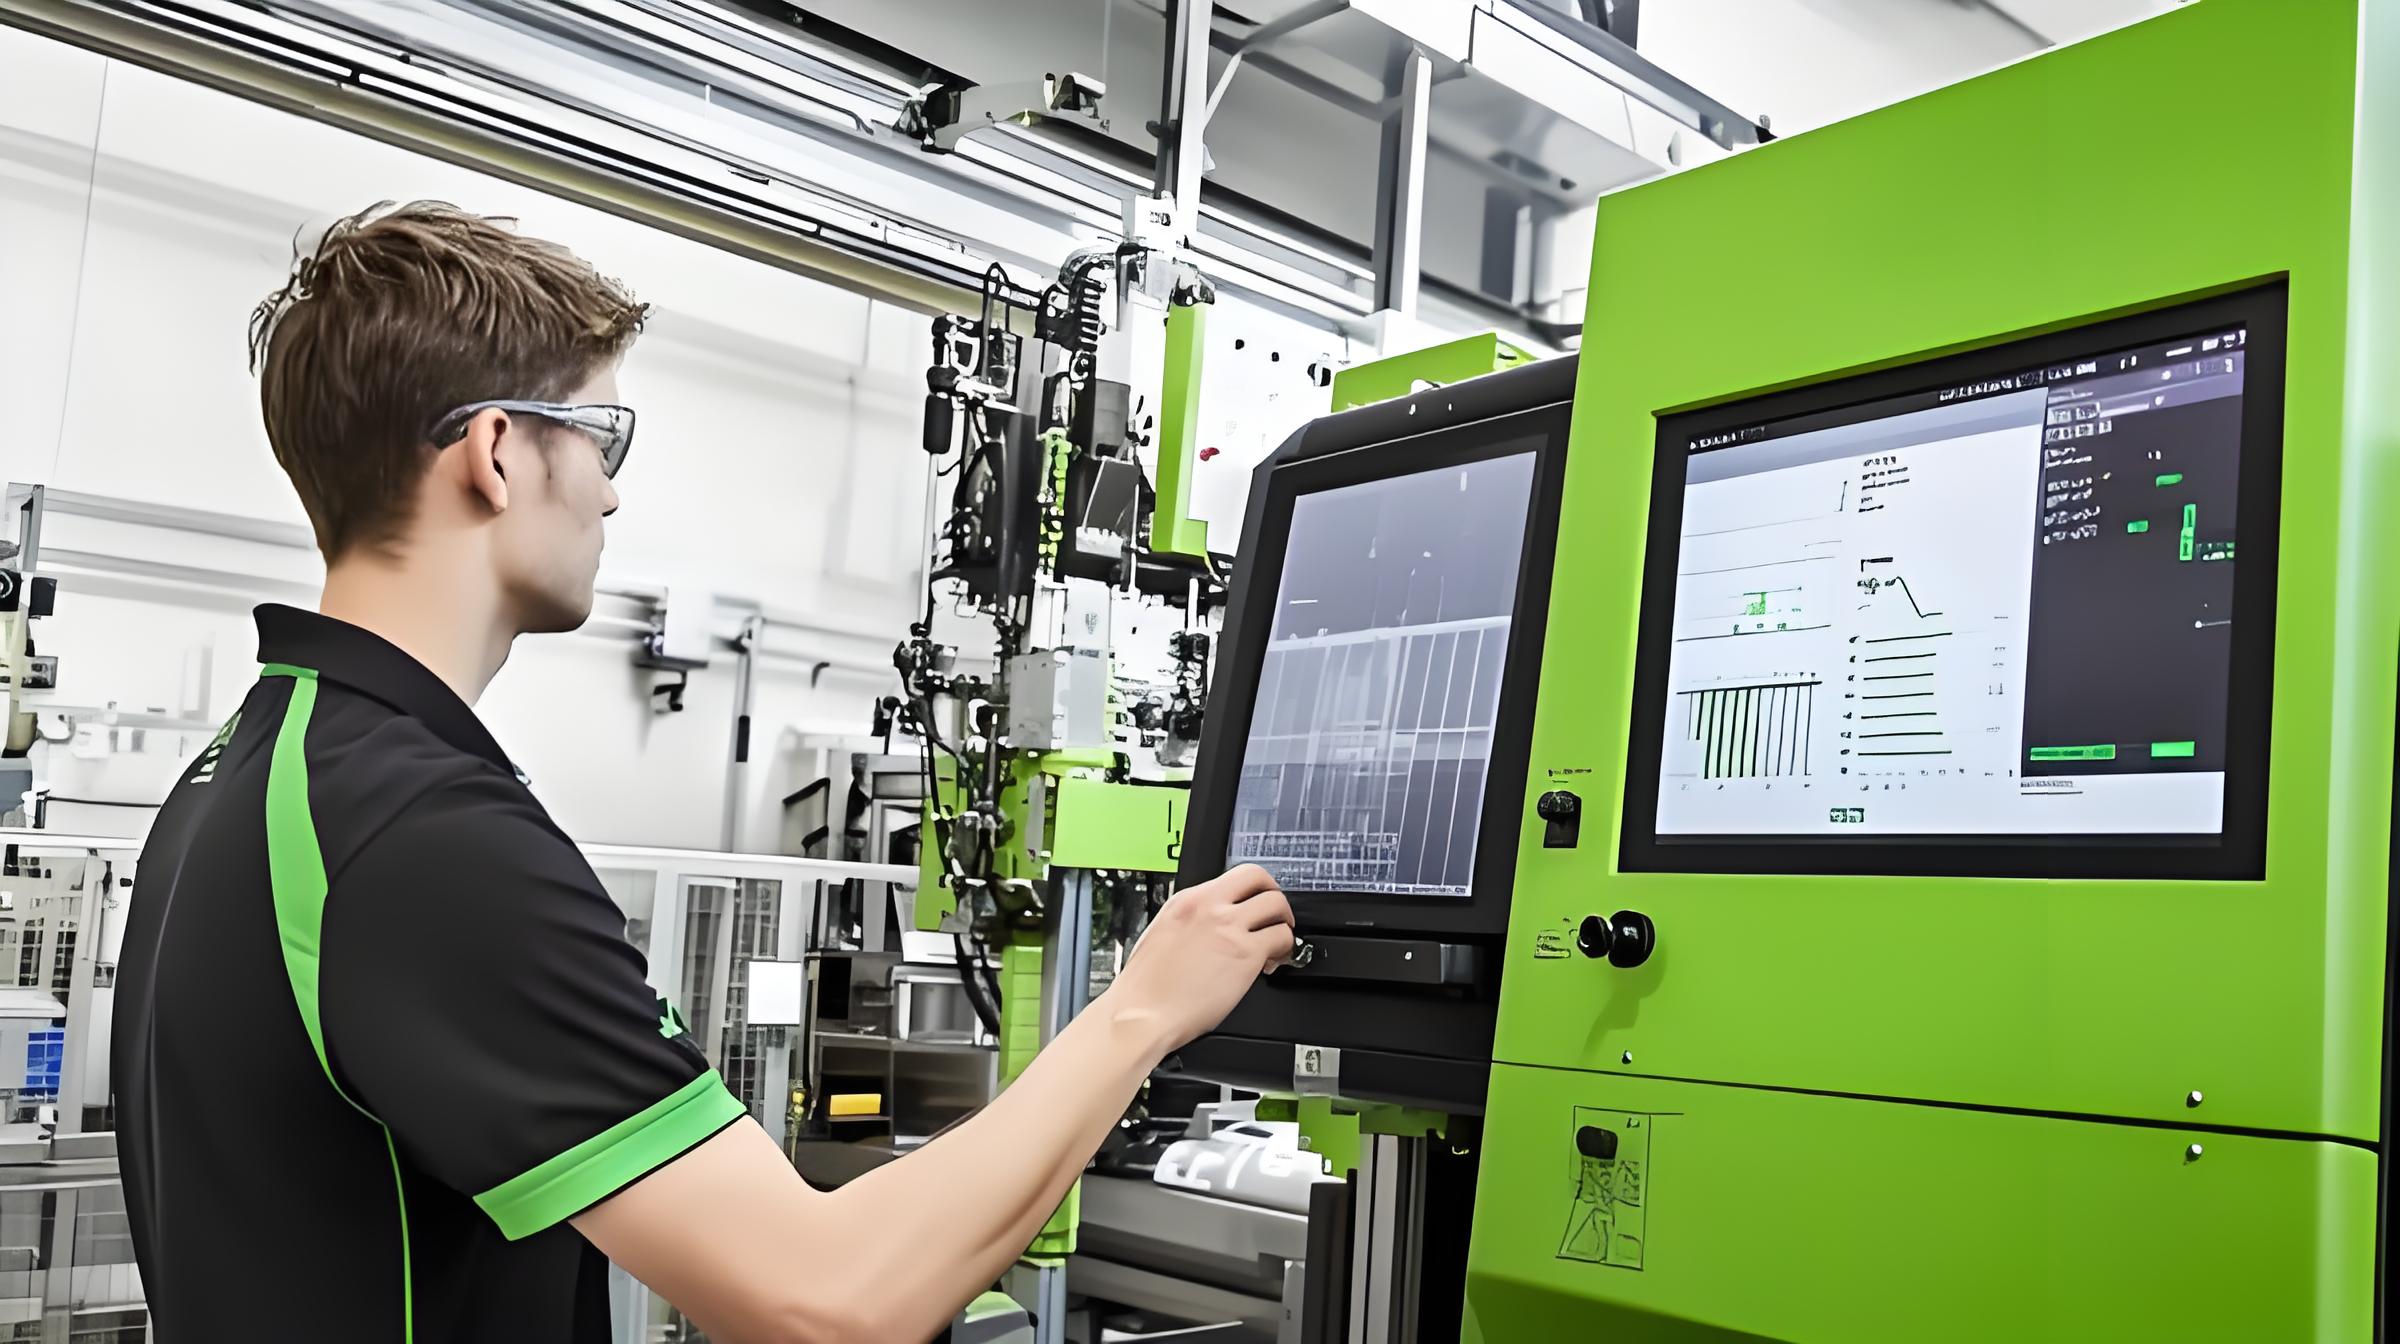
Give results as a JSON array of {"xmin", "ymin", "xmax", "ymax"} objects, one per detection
[
  {"xmin": 1370, "ymin": 47, "xmax": 1432, "ymax": 315},
  {"xmin": 1009, "ymin": 869, "xmax": 1100, "ymax": 1344},
  {"xmin": 1201, "ymin": 0, "xmax": 1348, "ymax": 133},
  {"xmin": 6, "ymin": 1164, "xmax": 136, "ymax": 1344},
  {"xmin": 1506, "ymin": 2, "xmax": 1769, "ymax": 149},
  {"xmin": 0, "ymin": 831, "xmax": 137, "ymax": 1147},
  {"xmin": 1156, "ymin": 0, "xmax": 1214, "ymax": 226},
  {"xmin": 1346, "ymin": 1135, "xmax": 1425, "ymax": 1344},
  {"xmin": 0, "ymin": 0, "xmax": 1393, "ymax": 331}
]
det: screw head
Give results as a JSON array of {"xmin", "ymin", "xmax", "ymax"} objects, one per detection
[
  {"xmin": 1620, "ymin": 1050, "xmax": 1634, "ymax": 1065},
  {"xmin": 2186, "ymin": 1090, "xmax": 2204, "ymax": 1107},
  {"xmin": 2185, "ymin": 1143, "xmax": 2204, "ymax": 1161}
]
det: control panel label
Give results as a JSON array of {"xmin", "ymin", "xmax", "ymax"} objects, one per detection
[
  {"xmin": 1558, "ymin": 1107, "xmax": 1655, "ymax": 1271},
  {"xmin": 1531, "ymin": 924, "xmax": 1572, "ymax": 960}
]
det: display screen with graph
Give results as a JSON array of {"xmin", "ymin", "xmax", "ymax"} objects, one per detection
[
  {"xmin": 1223, "ymin": 449, "xmax": 1540, "ymax": 897},
  {"xmin": 1628, "ymin": 288, "xmax": 2285, "ymax": 867}
]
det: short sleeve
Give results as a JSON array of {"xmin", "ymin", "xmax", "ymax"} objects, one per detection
[{"xmin": 319, "ymin": 770, "xmax": 748, "ymax": 1240}]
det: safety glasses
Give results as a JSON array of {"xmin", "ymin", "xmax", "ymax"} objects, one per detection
[{"xmin": 428, "ymin": 399, "xmax": 637, "ymax": 479}]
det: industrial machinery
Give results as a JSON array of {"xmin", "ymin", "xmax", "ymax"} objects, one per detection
[
  {"xmin": 2, "ymin": 486, "xmax": 58, "ymax": 825},
  {"xmin": 884, "ymin": 189, "xmax": 1284, "ymax": 1332},
  {"xmin": 1175, "ymin": 1, "xmax": 2397, "ymax": 1338}
]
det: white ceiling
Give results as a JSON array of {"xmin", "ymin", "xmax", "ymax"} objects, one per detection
[{"xmin": 1639, "ymin": 0, "xmax": 2180, "ymax": 132}]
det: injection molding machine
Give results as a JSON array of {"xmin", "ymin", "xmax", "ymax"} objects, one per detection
[{"xmin": 1178, "ymin": 1, "xmax": 2397, "ymax": 1337}]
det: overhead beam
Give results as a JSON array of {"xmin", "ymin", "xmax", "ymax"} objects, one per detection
[
  {"xmin": 0, "ymin": 0, "xmax": 1013, "ymax": 317},
  {"xmin": 1371, "ymin": 46, "xmax": 1431, "ymax": 314}
]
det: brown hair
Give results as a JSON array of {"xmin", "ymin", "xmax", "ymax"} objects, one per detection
[{"xmin": 247, "ymin": 200, "xmax": 648, "ymax": 558}]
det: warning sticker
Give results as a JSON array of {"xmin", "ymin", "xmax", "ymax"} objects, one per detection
[
  {"xmin": 1532, "ymin": 925, "xmax": 1572, "ymax": 960},
  {"xmin": 1557, "ymin": 1107, "xmax": 1654, "ymax": 1270}
]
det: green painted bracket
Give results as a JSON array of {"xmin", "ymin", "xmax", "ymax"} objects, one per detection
[
  {"xmin": 1047, "ymin": 777, "xmax": 1184, "ymax": 873},
  {"xmin": 915, "ymin": 758, "xmax": 962, "ymax": 931},
  {"xmin": 963, "ymin": 1291, "xmax": 1023, "ymax": 1323},
  {"xmin": 1296, "ymin": 1098, "xmax": 1363, "ymax": 1179},
  {"xmin": 1025, "ymin": 1178, "xmax": 1080, "ymax": 1260},
  {"xmin": 1329, "ymin": 332, "xmax": 1531, "ymax": 411},
  {"xmin": 1355, "ymin": 1104, "xmax": 1446, "ymax": 1139},
  {"xmin": 1258, "ymin": 1095, "xmax": 1414, "ymax": 1177},
  {"xmin": 998, "ymin": 933, "xmax": 1080, "ymax": 1260},
  {"xmin": 998, "ymin": 939, "xmax": 1044, "ymax": 1086},
  {"xmin": 1152, "ymin": 299, "xmax": 1212, "ymax": 560}
]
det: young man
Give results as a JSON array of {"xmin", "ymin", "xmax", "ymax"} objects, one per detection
[{"xmin": 112, "ymin": 201, "xmax": 1294, "ymax": 1343}]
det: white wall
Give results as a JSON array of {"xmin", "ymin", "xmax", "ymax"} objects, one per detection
[
  {"xmin": 1, "ymin": 25, "xmax": 930, "ymax": 849},
  {"xmin": 0, "ymin": 22, "xmax": 1372, "ymax": 854}
]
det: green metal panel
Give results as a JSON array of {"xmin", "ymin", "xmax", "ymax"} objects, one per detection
[
  {"xmin": 1499, "ymin": 0, "xmax": 2386, "ymax": 1136},
  {"xmin": 1469, "ymin": 1, "xmax": 2396, "ymax": 1337},
  {"xmin": 1328, "ymin": 332, "xmax": 1532, "ymax": 411},
  {"xmin": 996, "ymin": 937, "xmax": 1078, "ymax": 1260},
  {"xmin": 1046, "ymin": 777, "xmax": 1183, "ymax": 874},
  {"xmin": 1154, "ymin": 300, "xmax": 1212, "ymax": 560},
  {"xmin": 1465, "ymin": 1066, "xmax": 2377, "ymax": 1342}
]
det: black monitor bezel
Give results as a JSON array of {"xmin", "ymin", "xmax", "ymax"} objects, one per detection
[
  {"xmin": 1178, "ymin": 387, "xmax": 1571, "ymax": 941},
  {"xmin": 1618, "ymin": 282, "xmax": 2288, "ymax": 880}
]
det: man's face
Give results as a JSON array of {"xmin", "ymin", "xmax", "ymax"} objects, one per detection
[{"xmin": 491, "ymin": 367, "xmax": 622, "ymax": 635}]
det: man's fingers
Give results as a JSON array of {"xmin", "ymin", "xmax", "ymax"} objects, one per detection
[
  {"xmin": 1249, "ymin": 923, "xmax": 1296, "ymax": 972},
  {"xmin": 1240, "ymin": 888, "xmax": 1293, "ymax": 933}
]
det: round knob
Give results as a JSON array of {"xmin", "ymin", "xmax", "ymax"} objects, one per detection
[
  {"xmin": 1606, "ymin": 909, "xmax": 1656, "ymax": 969},
  {"xmin": 1576, "ymin": 914, "xmax": 1613, "ymax": 959},
  {"xmin": 1574, "ymin": 911, "xmax": 1658, "ymax": 968},
  {"xmin": 1537, "ymin": 790, "xmax": 1581, "ymax": 822}
]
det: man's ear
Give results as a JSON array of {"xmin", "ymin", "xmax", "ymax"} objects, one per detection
[{"xmin": 457, "ymin": 409, "xmax": 512, "ymax": 517}]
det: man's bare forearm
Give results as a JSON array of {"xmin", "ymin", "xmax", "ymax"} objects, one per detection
[
  {"xmin": 824, "ymin": 991, "xmax": 1177, "ymax": 1337},
  {"xmin": 576, "ymin": 869, "xmax": 1291, "ymax": 1344}
]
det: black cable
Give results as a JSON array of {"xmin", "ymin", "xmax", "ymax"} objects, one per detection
[
  {"xmin": 39, "ymin": 795, "xmax": 160, "ymax": 809},
  {"xmin": 953, "ymin": 933, "xmax": 1002, "ymax": 1038}
]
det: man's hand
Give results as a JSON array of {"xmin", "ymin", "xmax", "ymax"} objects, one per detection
[{"xmin": 1103, "ymin": 864, "xmax": 1294, "ymax": 1054}]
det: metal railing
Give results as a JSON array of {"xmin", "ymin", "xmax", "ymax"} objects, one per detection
[{"xmin": 0, "ymin": 831, "xmax": 911, "ymax": 1342}]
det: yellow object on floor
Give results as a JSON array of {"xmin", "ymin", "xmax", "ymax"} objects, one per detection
[{"xmin": 828, "ymin": 1092, "xmax": 883, "ymax": 1117}]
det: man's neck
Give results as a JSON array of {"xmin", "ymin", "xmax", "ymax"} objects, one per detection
[{"xmin": 318, "ymin": 554, "xmax": 515, "ymax": 704}]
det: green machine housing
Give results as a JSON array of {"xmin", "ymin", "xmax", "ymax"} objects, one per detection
[
  {"xmin": 1460, "ymin": 2, "xmax": 2398, "ymax": 1339},
  {"xmin": 1178, "ymin": 1, "xmax": 2395, "ymax": 1338}
]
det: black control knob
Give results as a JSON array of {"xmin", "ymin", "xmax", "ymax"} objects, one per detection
[
  {"xmin": 1604, "ymin": 909, "xmax": 1655, "ymax": 969},
  {"xmin": 1576, "ymin": 914, "xmax": 1613, "ymax": 959},
  {"xmin": 1575, "ymin": 910, "xmax": 1658, "ymax": 969},
  {"xmin": 1538, "ymin": 790, "xmax": 1583, "ymax": 849}
]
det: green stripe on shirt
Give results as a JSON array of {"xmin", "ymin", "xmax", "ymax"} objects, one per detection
[{"xmin": 475, "ymin": 1071, "xmax": 747, "ymax": 1240}]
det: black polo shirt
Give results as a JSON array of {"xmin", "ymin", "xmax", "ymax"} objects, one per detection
[{"xmin": 114, "ymin": 605, "xmax": 747, "ymax": 1342}]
